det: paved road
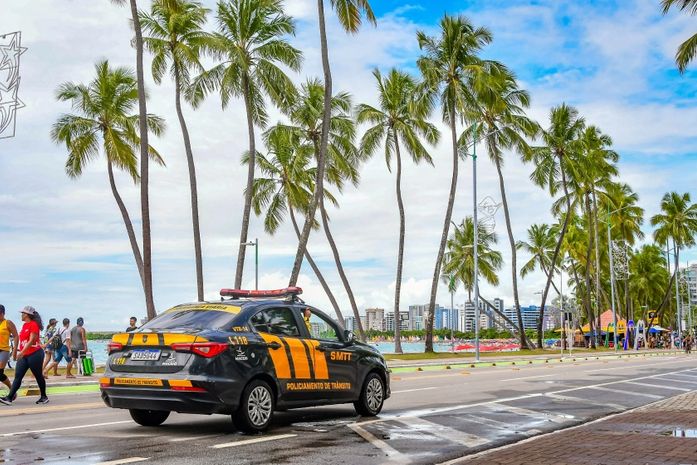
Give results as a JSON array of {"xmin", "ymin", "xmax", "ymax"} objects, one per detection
[{"xmin": 1, "ymin": 354, "xmax": 695, "ymax": 465}]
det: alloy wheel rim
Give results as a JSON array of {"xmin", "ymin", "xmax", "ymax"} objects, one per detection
[
  {"xmin": 248, "ymin": 386, "xmax": 272, "ymax": 426},
  {"xmin": 366, "ymin": 377, "xmax": 383, "ymax": 412}
]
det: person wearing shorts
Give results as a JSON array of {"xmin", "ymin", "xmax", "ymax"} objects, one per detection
[
  {"xmin": 43, "ymin": 318, "xmax": 72, "ymax": 378},
  {"xmin": 67, "ymin": 317, "xmax": 87, "ymax": 376},
  {"xmin": 0, "ymin": 305, "xmax": 19, "ymax": 392},
  {"xmin": 42, "ymin": 318, "xmax": 58, "ymax": 375}
]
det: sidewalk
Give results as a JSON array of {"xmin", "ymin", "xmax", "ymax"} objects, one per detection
[{"xmin": 455, "ymin": 390, "xmax": 697, "ymax": 465}]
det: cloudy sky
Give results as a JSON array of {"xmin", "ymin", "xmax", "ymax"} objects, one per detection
[{"xmin": 1, "ymin": 0, "xmax": 695, "ymax": 330}]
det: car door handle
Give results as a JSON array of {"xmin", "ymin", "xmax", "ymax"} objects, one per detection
[{"xmin": 266, "ymin": 342, "xmax": 282, "ymax": 350}]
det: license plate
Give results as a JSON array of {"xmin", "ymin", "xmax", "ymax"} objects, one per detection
[{"xmin": 131, "ymin": 349, "xmax": 161, "ymax": 361}]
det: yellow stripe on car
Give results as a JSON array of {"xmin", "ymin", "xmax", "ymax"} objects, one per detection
[
  {"xmin": 283, "ymin": 338, "xmax": 312, "ymax": 379},
  {"xmin": 168, "ymin": 380, "xmax": 194, "ymax": 388},
  {"xmin": 307, "ymin": 340, "xmax": 329, "ymax": 380},
  {"xmin": 259, "ymin": 332, "xmax": 291, "ymax": 379}
]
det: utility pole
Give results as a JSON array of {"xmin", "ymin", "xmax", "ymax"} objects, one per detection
[
  {"xmin": 607, "ymin": 205, "xmax": 618, "ymax": 351},
  {"xmin": 472, "ymin": 123, "xmax": 480, "ymax": 363}
]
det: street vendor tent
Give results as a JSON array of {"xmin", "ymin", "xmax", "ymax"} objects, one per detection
[{"xmin": 580, "ymin": 310, "xmax": 627, "ymax": 334}]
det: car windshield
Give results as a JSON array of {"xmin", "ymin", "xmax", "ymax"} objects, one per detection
[{"xmin": 140, "ymin": 305, "xmax": 240, "ymax": 331}]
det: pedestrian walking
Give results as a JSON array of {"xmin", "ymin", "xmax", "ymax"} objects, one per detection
[
  {"xmin": 42, "ymin": 318, "xmax": 58, "ymax": 375},
  {"xmin": 67, "ymin": 317, "xmax": 87, "ymax": 377},
  {"xmin": 0, "ymin": 306, "xmax": 49, "ymax": 405},
  {"xmin": 43, "ymin": 318, "xmax": 73, "ymax": 378},
  {"xmin": 0, "ymin": 305, "xmax": 19, "ymax": 392}
]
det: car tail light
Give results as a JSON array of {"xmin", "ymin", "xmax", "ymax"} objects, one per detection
[
  {"xmin": 107, "ymin": 342, "xmax": 123, "ymax": 354},
  {"xmin": 171, "ymin": 342, "xmax": 228, "ymax": 358}
]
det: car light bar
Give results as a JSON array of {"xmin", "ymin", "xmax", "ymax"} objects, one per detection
[{"xmin": 219, "ymin": 287, "xmax": 303, "ymax": 299}]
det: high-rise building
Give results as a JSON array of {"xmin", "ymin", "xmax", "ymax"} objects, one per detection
[
  {"xmin": 365, "ymin": 308, "xmax": 385, "ymax": 331},
  {"xmin": 458, "ymin": 301, "xmax": 485, "ymax": 332},
  {"xmin": 503, "ymin": 305, "xmax": 543, "ymax": 330},
  {"xmin": 385, "ymin": 311, "xmax": 409, "ymax": 331},
  {"xmin": 408, "ymin": 304, "xmax": 429, "ymax": 331},
  {"xmin": 344, "ymin": 316, "xmax": 355, "ymax": 332},
  {"xmin": 683, "ymin": 264, "xmax": 697, "ymax": 308}
]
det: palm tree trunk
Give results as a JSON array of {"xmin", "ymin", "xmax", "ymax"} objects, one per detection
[
  {"xmin": 393, "ymin": 135, "xmax": 405, "ymax": 354},
  {"xmin": 288, "ymin": 205, "xmax": 344, "ymax": 324},
  {"xmin": 174, "ymin": 65, "xmax": 204, "ymax": 301},
  {"xmin": 235, "ymin": 74, "xmax": 256, "ymax": 289},
  {"xmin": 425, "ymin": 110, "xmax": 458, "ymax": 353},
  {"xmin": 319, "ymin": 196, "xmax": 365, "ymax": 341},
  {"xmin": 583, "ymin": 193, "xmax": 596, "ymax": 348},
  {"xmin": 538, "ymin": 153, "xmax": 573, "ymax": 350},
  {"xmin": 494, "ymin": 157, "xmax": 529, "ymax": 349},
  {"xmin": 129, "ymin": 0, "xmax": 156, "ymax": 320},
  {"xmin": 540, "ymin": 263, "xmax": 562, "ymax": 297},
  {"xmin": 107, "ymin": 160, "xmax": 145, "ymax": 290},
  {"xmin": 288, "ymin": 0, "xmax": 330, "ymax": 286}
]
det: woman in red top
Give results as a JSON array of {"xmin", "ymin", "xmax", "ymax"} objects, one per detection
[{"xmin": 0, "ymin": 306, "xmax": 48, "ymax": 405}]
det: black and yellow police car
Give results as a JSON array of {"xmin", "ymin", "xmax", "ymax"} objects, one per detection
[{"xmin": 100, "ymin": 287, "xmax": 390, "ymax": 432}]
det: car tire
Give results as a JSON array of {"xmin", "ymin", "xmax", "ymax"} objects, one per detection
[
  {"xmin": 129, "ymin": 408, "xmax": 170, "ymax": 426},
  {"xmin": 233, "ymin": 379, "xmax": 274, "ymax": 433},
  {"xmin": 354, "ymin": 372, "xmax": 385, "ymax": 417}
]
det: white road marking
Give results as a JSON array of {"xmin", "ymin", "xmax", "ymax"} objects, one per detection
[
  {"xmin": 1, "ymin": 420, "xmax": 132, "ymax": 437},
  {"xmin": 544, "ymin": 393, "xmax": 625, "ymax": 411},
  {"xmin": 488, "ymin": 404, "xmax": 571, "ymax": 424},
  {"xmin": 461, "ymin": 414, "xmax": 510, "ymax": 430},
  {"xmin": 169, "ymin": 434, "xmax": 221, "ymax": 442},
  {"xmin": 624, "ymin": 381, "xmax": 691, "ymax": 392},
  {"xmin": 94, "ymin": 458, "xmax": 149, "ymax": 465},
  {"xmin": 588, "ymin": 386, "xmax": 662, "ymax": 399},
  {"xmin": 653, "ymin": 377, "xmax": 697, "ymax": 385},
  {"xmin": 348, "ymin": 424, "xmax": 410, "ymax": 464},
  {"xmin": 662, "ymin": 373, "xmax": 697, "ymax": 380},
  {"xmin": 211, "ymin": 433, "xmax": 297, "ymax": 449},
  {"xmin": 396, "ymin": 417, "xmax": 490, "ymax": 448},
  {"xmin": 392, "ymin": 387, "xmax": 438, "ymax": 394},
  {"xmin": 501, "ymin": 374, "xmax": 554, "ymax": 382}
]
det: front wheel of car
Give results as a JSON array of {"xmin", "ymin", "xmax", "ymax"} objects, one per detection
[
  {"xmin": 129, "ymin": 408, "xmax": 170, "ymax": 426},
  {"xmin": 233, "ymin": 379, "xmax": 274, "ymax": 433},
  {"xmin": 354, "ymin": 372, "xmax": 385, "ymax": 417}
]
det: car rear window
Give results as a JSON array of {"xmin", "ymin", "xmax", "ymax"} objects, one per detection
[{"xmin": 140, "ymin": 304, "xmax": 241, "ymax": 331}]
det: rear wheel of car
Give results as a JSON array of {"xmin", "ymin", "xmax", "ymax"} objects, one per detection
[
  {"xmin": 354, "ymin": 372, "xmax": 385, "ymax": 417},
  {"xmin": 129, "ymin": 408, "xmax": 170, "ymax": 426},
  {"xmin": 233, "ymin": 379, "xmax": 274, "ymax": 433}
]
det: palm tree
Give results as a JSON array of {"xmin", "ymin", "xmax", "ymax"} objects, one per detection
[
  {"xmin": 51, "ymin": 60, "xmax": 165, "ymax": 311},
  {"xmin": 111, "ymin": 0, "xmax": 157, "ymax": 319},
  {"xmin": 190, "ymin": 0, "xmax": 302, "ymax": 289},
  {"xmin": 629, "ymin": 244, "xmax": 670, "ymax": 313},
  {"xmin": 463, "ymin": 63, "xmax": 538, "ymax": 349},
  {"xmin": 417, "ymin": 14, "xmax": 494, "ymax": 353},
  {"xmin": 276, "ymin": 79, "xmax": 367, "ymax": 339},
  {"xmin": 517, "ymin": 224, "xmax": 562, "ymax": 296},
  {"xmin": 650, "ymin": 192, "xmax": 697, "ymax": 326},
  {"xmin": 141, "ymin": 0, "xmax": 209, "ymax": 301},
  {"xmin": 443, "ymin": 217, "xmax": 503, "ymax": 301},
  {"xmin": 248, "ymin": 127, "xmax": 345, "ymax": 323},
  {"xmin": 661, "ymin": 0, "xmax": 697, "ymax": 73},
  {"xmin": 525, "ymin": 104, "xmax": 585, "ymax": 348},
  {"xmin": 288, "ymin": 0, "xmax": 376, "ymax": 287},
  {"xmin": 357, "ymin": 68, "xmax": 439, "ymax": 353}
]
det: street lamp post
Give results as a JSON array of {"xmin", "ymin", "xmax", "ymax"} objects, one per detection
[
  {"xmin": 606, "ymin": 205, "xmax": 619, "ymax": 352},
  {"xmin": 450, "ymin": 276, "xmax": 455, "ymax": 354},
  {"xmin": 472, "ymin": 123, "xmax": 480, "ymax": 363},
  {"xmin": 241, "ymin": 238, "xmax": 259, "ymax": 290}
]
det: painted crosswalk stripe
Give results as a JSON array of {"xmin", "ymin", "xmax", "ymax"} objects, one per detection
[
  {"xmin": 588, "ymin": 386, "xmax": 662, "ymax": 399},
  {"xmin": 392, "ymin": 387, "xmax": 438, "ymax": 394},
  {"xmin": 545, "ymin": 393, "xmax": 625, "ymax": 411},
  {"xmin": 655, "ymin": 377, "xmax": 697, "ymax": 385},
  {"xmin": 211, "ymin": 433, "xmax": 297, "ymax": 449},
  {"xmin": 488, "ymin": 404, "xmax": 571, "ymax": 424},
  {"xmin": 396, "ymin": 417, "xmax": 490, "ymax": 448},
  {"xmin": 1, "ymin": 420, "xmax": 132, "ymax": 437},
  {"xmin": 94, "ymin": 458, "xmax": 149, "ymax": 465},
  {"xmin": 348, "ymin": 424, "xmax": 410, "ymax": 464},
  {"xmin": 624, "ymin": 381, "xmax": 691, "ymax": 392}
]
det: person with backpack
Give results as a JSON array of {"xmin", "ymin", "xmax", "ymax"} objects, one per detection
[
  {"xmin": 0, "ymin": 306, "xmax": 49, "ymax": 405},
  {"xmin": 42, "ymin": 319, "xmax": 58, "ymax": 376},
  {"xmin": 43, "ymin": 318, "xmax": 72, "ymax": 378}
]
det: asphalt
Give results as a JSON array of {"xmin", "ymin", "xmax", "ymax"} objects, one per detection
[{"xmin": 1, "ymin": 353, "xmax": 695, "ymax": 465}]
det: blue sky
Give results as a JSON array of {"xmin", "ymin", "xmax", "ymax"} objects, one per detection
[{"xmin": 0, "ymin": 0, "xmax": 695, "ymax": 330}]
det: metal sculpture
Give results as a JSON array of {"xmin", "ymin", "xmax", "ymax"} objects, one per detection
[{"xmin": 0, "ymin": 31, "xmax": 27, "ymax": 139}]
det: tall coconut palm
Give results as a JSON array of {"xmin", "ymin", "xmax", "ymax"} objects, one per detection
[
  {"xmin": 247, "ymin": 127, "xmax": 344, "ymax": 322},
  {"xmin": 190, "ymin": 0, "xmax": 302, "ymax": 289},
  {"xmin": 275, "ymin": 79, "xmax": 367, "ymax": 338},
  {"xmin": 650, "ymin": 192, "xmax": 697, "ymax": 325},
  {"xmin": 525, "ymin": 104, "xmax": 585, "ymax": 348},
  {"xmin": 462, "ymin": 63, "xmax": 538, "ymax": 349},
  {"xmin": 111, "ymin": 0, "xmax": 157, "ymax": 319},
  {"xmin": 288, "ymin": 0, "xmax": 376, "ymax": 287},
  {"xmin": 661, "ymin": 0, "xmax": 697, "ymax": 73},
  {"xmin": 51, "ymin": 60, "xmax": 165, "ymax": 307},
  {"xmin": 629, "ymin": 244, "xmax": 670, "ymax": 312},
  {"xmin": 517, "ymin": 224, "xmax": 562, "ymax": 296},
  {"xmin": 417, "ymin": 14, "xmax": 494, "ymax": 353},
  {"xmin": 357, "ymin": 68, "xmax": 439, "ymax": 353},
  {"xmin": 141, "ymin": 0, "xmax": 209, "ymax": 301}
]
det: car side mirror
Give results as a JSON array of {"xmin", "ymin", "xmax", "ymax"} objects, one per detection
[{"xmin": 344, "ymin": 330, "xmax": 356, "ymax": 344}]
